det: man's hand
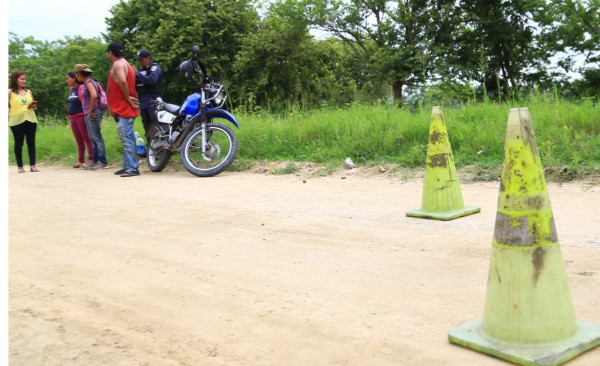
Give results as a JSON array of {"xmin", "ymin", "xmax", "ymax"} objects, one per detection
[{"xmin": 129, "ymin": 96, "xmax": 139, "ymax": 107}]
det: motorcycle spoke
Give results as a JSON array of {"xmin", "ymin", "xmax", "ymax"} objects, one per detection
[
  {"xmin": 181, "ymin": 123, "xmax": 238, "ymax": 177},
  {"xmin": 186, "ymin": 130, "xmax": 231, "ymax": 169}
]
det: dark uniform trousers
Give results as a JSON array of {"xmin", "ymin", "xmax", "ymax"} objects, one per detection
[
  {"xmin": 136, "ymin": 61, "xmax": 163, "ymax": 139},
  {"xmin": 139, "ymin": 94, "xmax": 160, "ymax": 138}
]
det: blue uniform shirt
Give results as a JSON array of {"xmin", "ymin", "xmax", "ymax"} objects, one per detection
[{"xmin": 136, "ymin": 61, "xmax": 163, "ymax": 97}]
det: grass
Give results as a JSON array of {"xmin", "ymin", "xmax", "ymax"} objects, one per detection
[
  {"xmin": 9, "ymin": 97, "xmax": 600, "ymax": 181},
  {"xmin": 272, "ymin": 162, "xmax": 300, "ymax": 175},
  {"xmin": 8, "ymin": 116, "xmax": 146, "ymax": 167}
]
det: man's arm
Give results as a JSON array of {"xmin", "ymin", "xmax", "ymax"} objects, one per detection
[{"xmin": 136, "ymin": 64, "xmax": 162, "ymax": 86}]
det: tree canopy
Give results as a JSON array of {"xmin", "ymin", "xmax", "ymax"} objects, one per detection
[{"xmin": 8, "ymin": 0, "xmax": 599, "ymax": 117}]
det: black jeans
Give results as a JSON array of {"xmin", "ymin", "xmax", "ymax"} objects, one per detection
[{"xmin": 10, "ymin": 121, "xmax": 37, "ymax": 167}]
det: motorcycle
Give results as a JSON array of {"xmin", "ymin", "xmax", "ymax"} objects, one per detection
[{"xmin": 147, "ymin": 45, "xmax": 239, "ymax": 177}]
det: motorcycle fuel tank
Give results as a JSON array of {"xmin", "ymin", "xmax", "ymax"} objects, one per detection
[{"xmin": 181, "ymin": 93, "xmax": 201, "ymax": 116}]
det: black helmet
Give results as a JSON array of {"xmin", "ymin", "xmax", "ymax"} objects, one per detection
[{"xmin": 179, "ymin": 60, "xmax": 194, "ymax": 78}]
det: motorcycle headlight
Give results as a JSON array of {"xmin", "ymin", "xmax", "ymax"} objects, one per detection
[{"xmin": 214, "ymin": 89, "xmax": 226, "ymax": 107}]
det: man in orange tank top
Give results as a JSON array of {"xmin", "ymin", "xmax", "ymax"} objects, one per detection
[{"xmin": 107, "ymin": 42, "xmax": 141, "ymax": 177}]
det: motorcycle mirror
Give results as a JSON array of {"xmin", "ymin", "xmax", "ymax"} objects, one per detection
[{"xmin": 191, "ymin": 45, "xmax": 200, "ymax": 55}]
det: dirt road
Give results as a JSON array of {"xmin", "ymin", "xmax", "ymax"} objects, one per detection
[{"xmin": 8, "ymin": 165, "xmax": 600, "ymax": 365}]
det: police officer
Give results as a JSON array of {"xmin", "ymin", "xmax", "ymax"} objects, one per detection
[{"xmin": 134, "ymin": 49, "xmax": 163, "ymax": 139}]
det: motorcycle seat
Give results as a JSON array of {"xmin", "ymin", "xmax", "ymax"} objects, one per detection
[{"xmin": 163, "ymin": 103, "xmax": 180, "ymax": 114}]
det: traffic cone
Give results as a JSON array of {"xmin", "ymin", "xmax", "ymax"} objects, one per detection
[
  {"xmin": 405, "ymin": 106, "xmax": 480, "ymax": 220},
  {"xmin": 448, "ymin": 108, "xmax": 600, "ymax": 365}
]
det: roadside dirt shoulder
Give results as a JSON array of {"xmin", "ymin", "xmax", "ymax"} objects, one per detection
[{"xmin": 8, "ymin": 166, "xmax": 600, "ymax": 365}]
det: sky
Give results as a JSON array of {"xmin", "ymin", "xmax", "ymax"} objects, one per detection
[{"xmin": 8, "ymin": 0, "xmax": 122, "ymax": 41}]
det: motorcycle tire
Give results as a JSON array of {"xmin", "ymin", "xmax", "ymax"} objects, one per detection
[
  {"xmin": 181, "ymin": 123, "xmax": 238, "ymax": 177},
  {"xmin": 147, "ymin": 136, "xmax": 172, "ymax": 172}
]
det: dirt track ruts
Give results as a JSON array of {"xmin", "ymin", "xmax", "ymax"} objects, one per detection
[{"xmin": 9, "ymin": 166, "xmax": 600, "ymax": 365}]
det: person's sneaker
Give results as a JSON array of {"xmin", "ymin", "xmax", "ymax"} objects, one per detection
[
  {"xmin": 90, "ymin": 162, "xmax": 108, "ymax": 170},
  {"xmin": 120, "ymin": 169, "xmax": 140, "ymax": 177},
  {"xmin": 114, "ymin": 168, "xmax": 127, "ymax": 175},
  {"xmin": 84, "ymin": 163, "xmax": 97, "ymax": 170}
]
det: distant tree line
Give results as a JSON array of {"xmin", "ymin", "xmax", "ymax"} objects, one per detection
[{"xmin": 8, "ymin": 0, "xmax": 599, "ymax": 116}]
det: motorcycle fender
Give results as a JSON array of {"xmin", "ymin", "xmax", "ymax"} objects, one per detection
[{"xmin": 206, "ymin": 108, "xmax": 239, "ymax": 128}]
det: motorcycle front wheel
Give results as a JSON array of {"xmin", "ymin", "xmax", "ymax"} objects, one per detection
[
  {"xmin": 147, "ymin": 135, "xmax": 172, "ymax": 172},
  {"xmin": 181, "ymin": 123, "xmax": 238, "ymax": 177}
]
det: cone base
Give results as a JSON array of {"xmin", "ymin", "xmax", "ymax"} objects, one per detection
[
  {"xmin": 405, "ymin": 205, "xmax": 480, "ymax": 221},
  {"xmin": 448, "ymin": 318, "xmax": 600, "ymax": 366}
]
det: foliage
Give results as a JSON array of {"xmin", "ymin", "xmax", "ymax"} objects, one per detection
[
  {"xmin": 285, "ymin": 0, "xmax": 599, "ymax": 104},
  {"xmin": 105, "ymin": 0, "xmax": 259, "ymax": 103},
  {"xmin": 232, "ymin": 7, "xmax": 362, "ymax": 112},
  {"xmin": 297, "ymin": 0, "xmax": 435, "ymax": 104},
  {"xmin": 541, "ymin": 0, "xmax": 600, "ymax": 75},
  {"xmin": 8, "ymin": 34, "xmax": 110, "ymax": 117},
  {"xmin": 443, "ymin": 1, "xmax": 553, "ymax": 98},
  {"xmin": 7, "ymin": 0, "xmax": 600, "ymax": 115}
]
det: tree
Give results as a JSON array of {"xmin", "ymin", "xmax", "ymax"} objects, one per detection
[
  {"xmin": 9, "ymin": 33, "xmax": 110, "ymax": 117},
  {"xmin": 231, "ymin": 3, "xmax": 362, "ymax": 111},
  {"xmin": 436, "ymin": 0, "xmax": 600, "ymax": 99},
  {"xmin": 105, "ymin": 0, "xmax": 259, "ymax": 103},
  {"xmin": 293, "ymin": 0, "xmax": 444, "ymax": 105},
  {"xmin": 541, "ymin": 0, "xmax": 600, "ymax": 96},
  {"xmin": 454, "ymin": 0, "xmax": 554, "ymax": 98}
]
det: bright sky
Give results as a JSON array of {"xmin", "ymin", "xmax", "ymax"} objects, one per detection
[{"xmin": 8, "ymin": 0, "xmax": 122, "ymax": 41}]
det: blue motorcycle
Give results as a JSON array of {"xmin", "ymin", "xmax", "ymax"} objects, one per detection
[{"xmin": 147, "ymin": 46, "xmax": 239, "ymax": 177}]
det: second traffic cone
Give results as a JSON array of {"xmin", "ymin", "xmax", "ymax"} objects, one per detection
[
  {"xmin": 406, "ymin": 106, "xmax": 480, "ymax": 220},
  {"xmin": 448, "ymin": 108, "xmax": 600, "ymax": 365}
]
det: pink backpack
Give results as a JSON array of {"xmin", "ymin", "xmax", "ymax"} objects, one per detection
[
  {"xmin": 81, "ymin": 79, "xmax": 109, "ymax": 111},
  {"xmin": 93, "ymin": 80, "xmax": 109, "ymax": 111}
]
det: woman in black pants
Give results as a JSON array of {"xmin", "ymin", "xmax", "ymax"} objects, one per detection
[{"xmin": 8, "ymin": 70, "xmax": 39, "ymax": 173}]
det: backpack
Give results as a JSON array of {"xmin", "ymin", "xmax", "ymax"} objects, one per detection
[
  {"xmin": 76, "ymin": 84, "xmax": 84, "ymax": 102},
  {"xmin": 93, "ymin": 80, "xmax": 109, "ymax": 111}
]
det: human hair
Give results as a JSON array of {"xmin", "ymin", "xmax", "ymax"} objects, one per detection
[
  {"xmin": 67, "ymin": 71, "xmax": 82, "ymax": 84},
  {"xmin": 10, "ymin": 70, "xmax": 27, "ymax": 93},
  {"xmin": 107, "ymin": 42, "xmax": 125, "ymax": 58}
]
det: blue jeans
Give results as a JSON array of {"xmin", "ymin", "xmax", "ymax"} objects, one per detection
[
  {"xmin": 115, "ymin": 116, "xmax": 139, "ymax": 171},
  {"xmin": 84, "ymin": 111, "xmax": 107, "ymax": 164}
]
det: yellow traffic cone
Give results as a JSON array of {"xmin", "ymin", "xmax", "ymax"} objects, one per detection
[
  {"xmin": 448, "ymin": 108, "xmax": 600, "ymax": 365},
  {"xmin": 406, "ymin": 106, "xmax": 480, "ymax": 220}
]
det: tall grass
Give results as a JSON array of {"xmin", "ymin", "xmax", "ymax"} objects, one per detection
[
  {"xmin": 237, "ymin": 104, "xmax": 430, "ymax": 166},
  {"xmin": 9, "ymin": 96, "xmax": 600, "ymax": 179},
  {"xmin": 236, "ymin": 97, "xmax": 600, "ymax": 174}
]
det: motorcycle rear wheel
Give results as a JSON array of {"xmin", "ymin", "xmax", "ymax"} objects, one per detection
[
  {"xmin": 147, "ymin": 136, "xmax": 172, "ymax": 172},
  {"xmin": 181, "ymin": 123, "xmax": 238, "ymax": 177}
]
